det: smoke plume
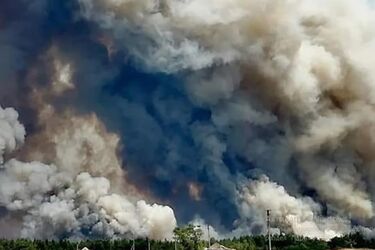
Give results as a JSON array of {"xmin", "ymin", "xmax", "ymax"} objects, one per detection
[
  {"xmin": 2, "ymin": 0, "xmax": 375, "ymax": 240},
  {"xmin": 0, "ymin": 106, "xmax": 176, "ymax": 239}
]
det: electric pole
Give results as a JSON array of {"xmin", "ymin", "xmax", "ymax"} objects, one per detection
[
  {"xmin": 267, "ymin": 209, "xmax": 272, "ymax": 250},
  {"xmin": 131, "ymin": 238, "xmax": 135, "ymax": 250},
  {"xmin": 207, "ymin": 224, "xmax": 211, "ymax": 248},
  {"xmin": 147, "ymin": 238, "xmax": 151, "ymax": 250}
]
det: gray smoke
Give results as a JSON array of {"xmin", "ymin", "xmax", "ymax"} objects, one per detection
[
  {"xmin": 3, "ymin": 0, "xmax": 375, "ymax": 241},
  {"xmin": 77, "ymin": 0, "xmax": 375, "ymax": 239},
  {"xmin": 0, "ymin": 105, "xmax": 176, "ymax": 240}
]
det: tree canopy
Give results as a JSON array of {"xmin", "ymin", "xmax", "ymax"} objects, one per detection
[{"xmin": 0, "ymin": 230, "xmax": 374, "ymax": 250}]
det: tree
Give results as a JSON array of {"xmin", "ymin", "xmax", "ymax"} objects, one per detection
[{"xmin": 173, "ymin": 224, "xmax": 203, "ymax": 250}]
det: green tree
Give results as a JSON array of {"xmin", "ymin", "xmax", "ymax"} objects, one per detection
[{"xmin": 174, "ymin": 224, "xmax": 203, "ymax": 250}]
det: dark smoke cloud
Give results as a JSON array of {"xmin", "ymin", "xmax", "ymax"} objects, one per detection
[{"xmin": 2, "ymin": 0, "xmax": 375, "ymax": 241}]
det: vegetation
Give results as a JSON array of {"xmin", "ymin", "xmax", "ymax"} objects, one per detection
[
  {"xmin": 174, "ymin": 224, "xmax": 203, "ymax": 250},
  {"xmin": 0, "ymin": 230, "xmax": 374, "ymax": 250}
]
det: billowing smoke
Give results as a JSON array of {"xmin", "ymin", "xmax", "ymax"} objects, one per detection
[
  {"xmin": 2, "ymin": 0, "xmax": 375, "ymax": 241},
  {"xmin": 0, "ymin": 106, "xmax": 176, "ymax": 239},
  {"xmin": 0, "ymin": 107, "xmax": 25, "ymax": 164},
  {"xmin": 239, "ymin": 176, "xmax": 350, "ymax": 240},
  {"xmin": 78, "ymin": 0, "xmax": 375, "ymax": 237}
]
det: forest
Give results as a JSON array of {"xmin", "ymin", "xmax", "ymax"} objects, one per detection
[{"xmin": 0, "ymin": 225, "xmax": 374, "ymax": 250}]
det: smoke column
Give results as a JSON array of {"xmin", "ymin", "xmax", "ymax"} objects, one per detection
[
  {"xmin": 1, "ymin": 0, "xmax": 375, "ymax": 240},
  {"xmin": 0, "ymin": 105, "xmax": 176, "ymax": 239}
]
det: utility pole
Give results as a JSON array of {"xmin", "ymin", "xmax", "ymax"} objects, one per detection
[
  {"xmin": 207, "ymin": 224, "xmax": 211, "ymax": 248},
  {"xmin": 147, "ymin": 238, "xmax": 151, "ymax": 250},
  {"xmin": 173, "ymin": 235, "xmax": 178, "ymax": 250},
  {"xmin": 267, "ymin": 209, "xmax": 272, "ymax": 250},
  {"xmin": 131, "ymin": 238, "xmax": 135, "ymax": 250}
]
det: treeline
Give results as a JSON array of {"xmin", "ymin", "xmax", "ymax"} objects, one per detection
[
  {"xmin": 1, "ymin": 232, "xmax": 375, "ymax": 250},
  {"xmin": 0, "ymin": 239, "xmax": 174, "ymax": 250},
  {"xmin": 217, "ymin": 234, "xmax": 328, "ymax": 250}
]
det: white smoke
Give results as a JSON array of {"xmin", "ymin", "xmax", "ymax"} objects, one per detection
[
  {"xmin": 0, "ymin": 106, "xmax": 176, "ymax": 240},
  {"xmin": 190, "ymin": 217, "xmax": 221, "ymax": 240},
  {"xmin": 78, "ymin": 0, "xmax": 375, "ymax": 238},
  {"xmin": 239, "ymin": 176, "xmax": 350, "ymax": 240},
  {"xmin": 0, "ymin": 106, "xmax": 25, "ymax": 164}
]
